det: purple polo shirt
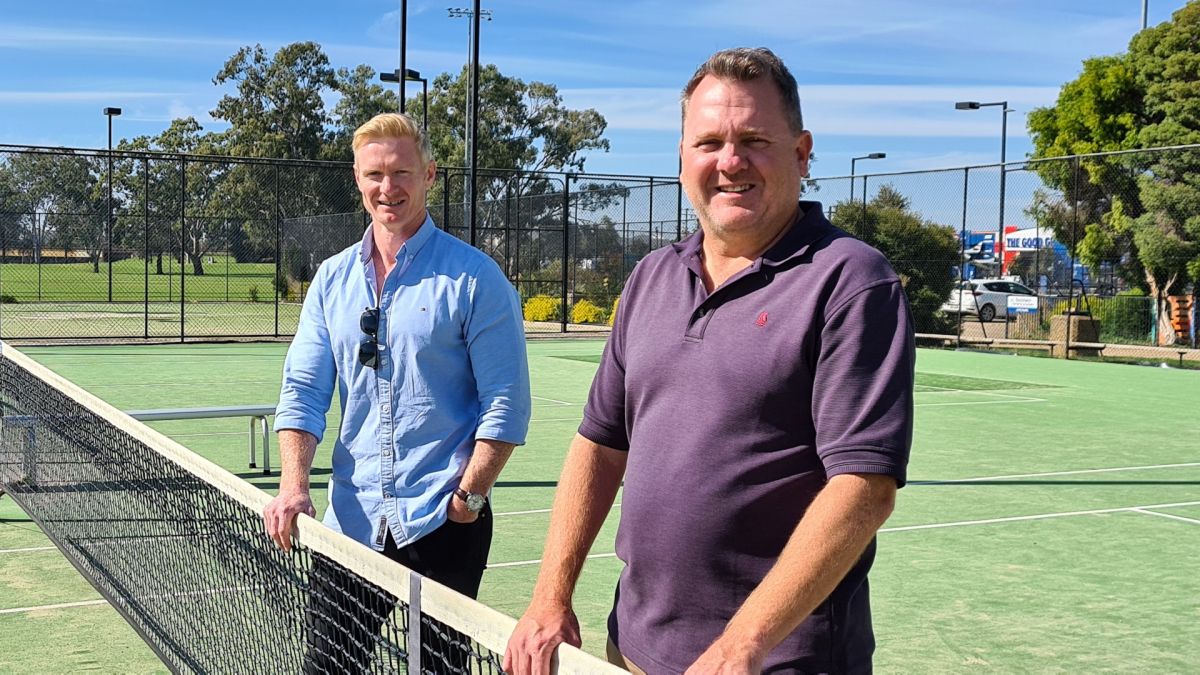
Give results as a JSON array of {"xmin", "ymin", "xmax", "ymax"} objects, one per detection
[{"xmin": 579, "ymin": 201, "xmax": 914, "ymax": 674}]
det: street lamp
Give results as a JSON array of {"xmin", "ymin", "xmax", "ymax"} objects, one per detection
[
  {"xmin": 380, "ymin": 68, "xmax": 428, "ymax": 131},
  {"xmin": 850, "ymin": 152, "xmax": 886, "ymax": 204},
  {"xmin": 103, "ymin": 107, "xmax": 121, "ymax": 303},
  {"xmin": 849, "ymin": 153, "xmax": 885, "ymax": 241},
  {"xmin": 956, "ymin": 100, "xmax": 1012, "ymax": 271}
]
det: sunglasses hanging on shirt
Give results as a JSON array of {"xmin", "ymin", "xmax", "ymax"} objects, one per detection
[{"xmin": 359, "ymin": 307, "xmax": 380, "ymax": 369}]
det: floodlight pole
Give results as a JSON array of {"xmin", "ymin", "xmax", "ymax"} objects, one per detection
[
  {"xmin": 1142, "ymin": 0, "xmax": 1149, "ymax": 30},
  {"xmin": 448, "ymin": 5, "xmax": 491, "ymax": 246},
  {"xmin": 956, "ymin": 101, "xmax": 1010, "ymax": 271},
  {"xmin": 103, "ymin": 107, "xmax": 122, "ymax": 303},
  {"xmin": 399, "ymin": 0, "xmax": 407, "ymax": 112}
]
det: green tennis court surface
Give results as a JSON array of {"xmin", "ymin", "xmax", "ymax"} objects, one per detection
[{"xmin": 2, "ymin": 342, "xmax": 1197, "ymax": 672}]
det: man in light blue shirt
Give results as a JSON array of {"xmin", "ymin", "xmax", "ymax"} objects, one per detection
[{"xmin": 263, "ymin": 112, "xmax": 531, "ymax": 672}]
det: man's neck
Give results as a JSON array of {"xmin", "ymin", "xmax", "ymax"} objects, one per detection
[
  {"xmin": 370, "ymin": 217, "xmax": 424, "ymax": 293},
  {"xmin": 699, "ymin": 210, "xmax": 798, "ymax": 292}
]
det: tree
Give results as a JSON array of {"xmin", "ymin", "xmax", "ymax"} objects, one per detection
[
  {"xmin": 324, "ymin": 65, "xmax": 400, "ymax": 162},
  {"xmin": 830, "ymin": 186, "xmax": 961, "ymax": 332},
  {"xmin": 211, "ymin": 42, "xmax": 337, "ymax": 160},
  {"xmin": 1027, "ymin": 1, "xmax": 1200, "ymax": 343}
]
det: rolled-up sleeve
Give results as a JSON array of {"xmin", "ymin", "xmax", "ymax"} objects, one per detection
[
  {"xmin": 465, "ymin": 259, "xmax": 531, "ymax": 445},
  {"xmin": 274, "ymin": 263, "xmax": 337, "ymax": 443}
]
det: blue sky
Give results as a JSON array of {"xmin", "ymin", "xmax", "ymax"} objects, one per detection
[{"xmin": 0, "ymin": 0, "xmax": 1188, "ymax": 180}]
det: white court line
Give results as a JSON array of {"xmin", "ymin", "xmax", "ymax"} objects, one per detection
[
  {"xmin": 1132, "ymin": 508, "xmax": 1200, "ymax": 525},
  {"xmin": 487, "ymin": 500, "xmax": 1200, "ymax": 568},
  {"xmin": 880, "ymin": 500, "xmax": 1200, "ymax": 533},
  {"xmin": 915, "ymin": 396, "xmax": 1044, "ymax": 407},
  {"xmin": 532, "ymin": 395, "xmax": 574, "ymax": 406},
  {"xmin": 529, "ymin": 417, "xmax": 584, "ymax": 424},
  {"xmin": 0, "ymin": 599, "xmax": 107, "ymax": 615},
  {"xmin": 495, "ymin": 503, "xmax": 621, "ymax": 518},
  {"xmin": 0, "ymin": 546, "xmax": 56, "ymax": 554},
  {"xmin": 911, "ymin": 461, "xmax": 1200, "ymax": 484}
]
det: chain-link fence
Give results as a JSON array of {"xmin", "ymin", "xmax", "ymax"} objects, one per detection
[
  {"xmin": 809, "ymin": 144, "xmax": 1200, "ymax": 365},
  {"xmin": 0, "ymin": 145, "xmax": 691, "ymax": 339},
  {"xmin": 2, "ymin": 142, "xmax": 1197, "ymax": 364}
]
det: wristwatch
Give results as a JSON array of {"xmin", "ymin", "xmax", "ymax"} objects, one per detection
[{"xmin": 453, "ymin": 487, "xmax": 487, "ymax": 513}]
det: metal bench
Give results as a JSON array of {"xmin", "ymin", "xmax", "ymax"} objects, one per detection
[{"xmin": 125, "ymin": 405, "xmax": 277, "ymax": 475}]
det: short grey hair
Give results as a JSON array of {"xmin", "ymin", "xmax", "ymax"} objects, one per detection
[{"xmin": 681, "ymin": 47, "xmax": 804, "ymax": 134}]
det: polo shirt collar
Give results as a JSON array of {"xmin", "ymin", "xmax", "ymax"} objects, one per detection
[
  {"xmin": 671, "ymin": 200, "xmax": 835, "ymax": 271},
  {"xmin": 358, "ymin": 213, "xmax": 437, "ymax": 264}
]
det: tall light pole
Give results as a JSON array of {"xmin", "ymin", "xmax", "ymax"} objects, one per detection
[
  {"xmin": 1142, "ymin": 0, "xmax": 1149, "ymax": 30},
  {"xmin": 103, "ymin": 107, "xmax": 121, "ymax": 303},
  {"xmin": 398, "ymin": 0, "xmax": 408, "ymax": 111},
  {"xmin": 449, "ymin": 5, "xmax": 491, "ymax": 246},
  {"xmin": 956, "ymin": 100, "xmax": 1011, "ymax": 270},
  {"xmin": 380, "ymin": 68, "xmax": 428, "ymax": 131},
  {"xmin": 850, "ymin": 153, "xmax": 885, "ymax": 241},
  {"xmin": 850, "ymin": 153, "xmax": 886, "ymax": 204},
  {"xmin": 448, "ymin": 7, "xmax": 491, "ymax": 166}
]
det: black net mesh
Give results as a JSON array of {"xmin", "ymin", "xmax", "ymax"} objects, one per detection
[{"xmin": 0, "ymin": 346, "xmax": 517, "ymax": 674}]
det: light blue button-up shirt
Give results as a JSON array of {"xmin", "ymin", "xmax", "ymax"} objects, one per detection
[{"xmin": 274, "ymin": 216, "xmax": 531, "ymax": 550}]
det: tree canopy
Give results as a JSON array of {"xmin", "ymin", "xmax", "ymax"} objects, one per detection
[{"xmin": 1027, "ymin": 1, "xmax": 1200, "ymax": 341}]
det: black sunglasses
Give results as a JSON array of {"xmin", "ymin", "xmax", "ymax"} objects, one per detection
[{"xmin": 359, "ymin": 307, "xmax": 380, "ymax": 369}]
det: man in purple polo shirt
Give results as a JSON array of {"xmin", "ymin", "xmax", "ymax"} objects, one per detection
[{"xmin": 505, "ymin": 48, "xmax": 914, "ymax": 674}]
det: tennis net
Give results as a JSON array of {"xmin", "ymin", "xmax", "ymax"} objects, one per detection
[{"xmin": 0, "ymin": 343, "xmax": 616, "ymax": 674}]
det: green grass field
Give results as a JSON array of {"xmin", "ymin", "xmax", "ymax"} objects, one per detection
[
  {"xmin": 1, "ymin": 342, "xmax": 1198, "ymax": 672},
  {"xmin": 0, "ymin": 257, "xmax": 277, "ymax": 303}
]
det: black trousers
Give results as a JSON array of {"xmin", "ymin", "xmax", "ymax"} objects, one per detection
[{"xmin": 303, "ymin": 503, "xmax": 493, "ymax": 674}]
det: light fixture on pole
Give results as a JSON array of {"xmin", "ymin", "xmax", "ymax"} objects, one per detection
[
  {"xmin": 850, "ymin": 152, "xmax": 886, "ymax": 205},
  {"xmin": 103, "ymin": 107, "xmax": 122, "ymax": 303},
  {"xmin": 448, "ymin": 7, "xmax": 492, "ymax": 169},
  {"xmin": 956, "ymin": 100, "xmax": 1011, "ymax": 270},
  {"xmin": 449, "ymin": 5, "xmax": 491, "ymax": 246},
  {"xmin": 380, "ymin": 68, "xmax": 428, "ymax": 130}
]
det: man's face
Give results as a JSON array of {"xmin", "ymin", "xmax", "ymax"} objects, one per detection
[
  {"xmin": 680, "ymin": 75, "xmax": 812, "ymax": 241},
  {"xmin": 353, "ymin": 136, "xmax": 436, "ymax": 232}
]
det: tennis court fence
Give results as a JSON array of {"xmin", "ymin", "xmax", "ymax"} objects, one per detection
[
  {"xmin": 0, "ymin": 341, "xmax": 619, "ymax": 674},
  {"xmin": 1, "ymin": 143, "xmax": 1197, "ymax": 360}
]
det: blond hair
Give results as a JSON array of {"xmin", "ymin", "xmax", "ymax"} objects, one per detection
[
  {"xmin": 352, "ymin": 113, "xmax": 432, "ymax": 164},
  {"xmin": 681, "ymin": 47, "xmax": 804, "ymax": 134}
]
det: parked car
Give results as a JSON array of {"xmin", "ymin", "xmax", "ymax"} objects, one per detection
[{"xmin": 941, "ymin": 278, "xmax": 1038, "ymax": 322}]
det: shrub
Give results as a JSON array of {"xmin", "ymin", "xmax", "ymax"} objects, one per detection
[
  {"xmin": 0, "ymin": 294, "xmax": 18, "ymax": 304},
  {"xmin": 608, "ymin": 296, "xmax": 620, "ymax": 326},
  {"xmin": 523, "ymin": 294, "xmax": 560, "ymax": 322},
  {"xmin": 1091, "ymin": 289, "xmax": 1152, "ymax": 342},
  {"xmin": 571, "ymin": 299, "xmax": 607, "ymax": 325},
  {"xmin": 248, "ymin": 285, "xmax": 260, "ymax": 303}
]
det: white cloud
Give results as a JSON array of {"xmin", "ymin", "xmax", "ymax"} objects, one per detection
[{"xmin": 0, "ymin": 91, "xmax": 179, "ymax": 103}]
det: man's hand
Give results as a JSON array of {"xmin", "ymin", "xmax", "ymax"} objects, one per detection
[
  {"xmin": 262, "ymin": 489, "xmax": 315, "ymax": 551},
  {"xmin": 684, "ymin": 635, "xmax": 766, "ymax": 675},
  {"xmin": 446, "ymin": 492, "xmax": 481, "ymax": 524},
  {"xmin": 503, "ymin": 601, "xmax": 582, "ymax": 675}
]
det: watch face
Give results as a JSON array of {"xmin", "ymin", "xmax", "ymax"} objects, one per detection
[{"xmin": 465, "ymin": 493, "xmax": 486, "ymax": 512}]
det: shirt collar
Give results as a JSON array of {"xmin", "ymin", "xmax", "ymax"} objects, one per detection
[
  {"xmin": 358, "ymin": 213, "xmax": 437, "ymax": 265},
  {"xmin": 671, "ymin": 201, "xmax": 836, "ymax": 270}
]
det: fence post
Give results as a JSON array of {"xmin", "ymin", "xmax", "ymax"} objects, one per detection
[
  {"xmin": 647, "ymin": 177, "xmax": 655, "ymax": 254},
  {"xmin": 274, "ymin": 164, "xmax": 282, "ymax": 337},
  {"xmin": 180, "ymin": 155, "xmax": 186, "ymax": 344},
  {"xmin": 561, "ymin": 175, "xmax": 571, "ymax": 333},
  {"xmin": 1065, "ymin": 155, "xmax": 1082, "ymax": 357},
  {"xmin": 957, "ymin": 167, "xmax": 969, "ymax": 349},
  {"xmin": 144, "ymin": 156, "xmax": 150, "ymax": 339}
]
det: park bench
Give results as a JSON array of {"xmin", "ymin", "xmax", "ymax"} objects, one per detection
[{"xmin": 125, "ymin": 405, "xmax": 277, "ymax": 474}]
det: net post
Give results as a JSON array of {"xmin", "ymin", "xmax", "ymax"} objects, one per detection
[
  {"xmin": 248, "ymin": 416, "xmax": 257, "ymax": 469},
  {"xmin": 407, "ymin": 570, "xmax": 422, "ymax": 674}
]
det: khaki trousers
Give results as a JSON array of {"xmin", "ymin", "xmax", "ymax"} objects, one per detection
[{"xmin": 605, "ymin": 637, "xmax": 648, "ymax": 675}]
